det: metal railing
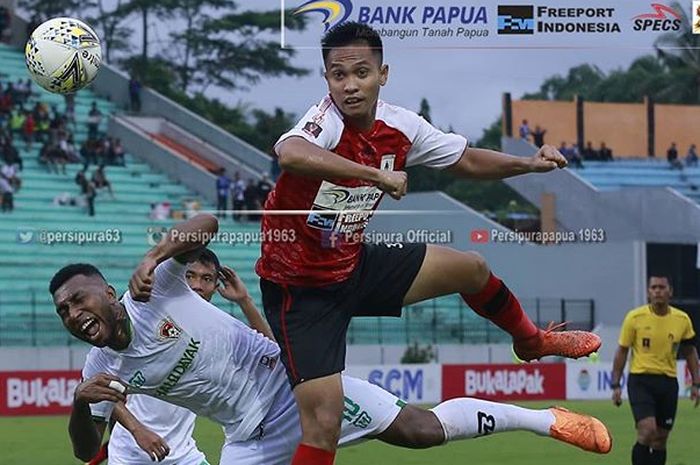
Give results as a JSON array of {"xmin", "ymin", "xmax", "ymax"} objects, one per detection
[{"xmin": 0, "ymin": 289, "xmax": 594, "ymax": 347}]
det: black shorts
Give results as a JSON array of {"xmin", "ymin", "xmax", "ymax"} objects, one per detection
[
  {"xmin": 261, "ymin": 242, "xmax": 427, "ymax": 387},
  {"xmin": 627, "ymin": 373, "xmax": 679, "ymax": 430}
]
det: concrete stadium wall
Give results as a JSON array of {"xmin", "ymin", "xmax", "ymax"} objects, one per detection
[
  {"xmin": 109, "ymin": 116, "xmax": 218, "ymax": 204},
  {"xmin": 584, "ymin": 102, "xmax": 646, "ymax": 156},
  {"xmin": 511, "ymin": 100, "xmax": 576, "ymax": 147},
  {"xmin": 655, "ymin": 104, "xmax": 700, "ymax": 157}
]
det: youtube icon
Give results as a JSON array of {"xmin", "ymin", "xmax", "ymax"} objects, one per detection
[{"xmin": 470, "ymin": 229, "xmax": 489, "ymax": 243}]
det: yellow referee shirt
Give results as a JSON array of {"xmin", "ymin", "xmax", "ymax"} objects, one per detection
[{"xmin": 619, "ymin": 305, "xmax": 696, "ymax": 377}]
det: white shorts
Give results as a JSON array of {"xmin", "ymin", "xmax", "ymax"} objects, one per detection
[{"xmin": 219, "ymin": 375, "xmax": 403, "ymax": 465}]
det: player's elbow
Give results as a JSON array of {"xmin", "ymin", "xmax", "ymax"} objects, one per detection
[{"xmin": 276, "ymin": 139, "xmax": 306, "ymax": 173}]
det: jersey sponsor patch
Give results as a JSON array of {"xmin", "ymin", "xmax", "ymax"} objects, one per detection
[
  {"xmin": 302, "ymin": 121, "xmax": 323, "ymax": 138},
  {"xmin": 129, "ymin": 370, "xmax": 146, "ymax": 388},
  {"xmin": 158, "ymin": 317, "xmax": 182, "ymax": 341},
  {"xmin": 306, "ymin": 181, "xmax": 383, "ymax": 233}
]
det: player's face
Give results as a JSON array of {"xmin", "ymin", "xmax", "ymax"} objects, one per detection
[
  {"xmin": 186, "ymin": 261, "xmax": 218, "ymax": 302},
  {"xmin": 647, "ymin": 277, "xmax": 672, "ymax": 305},
  {"xmin": 53, "ymin": 275, "xmax": 118, "ymax": 347},
  {"xmin": 324, "ymin": 43, "xmax": 388, "ymax": 127}
]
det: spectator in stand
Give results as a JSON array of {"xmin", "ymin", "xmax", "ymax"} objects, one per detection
[
  {"xmin": 111, "ymin": 138, "xmax": 125, "ymax": 166},
  {"xmin": 9, "ymin": 109, "xmax": 25, "ymax": 138},
  {"xmin": 22, "ymin": 110, "xmax": 35, "ymax": 150},
  {"xmin": 257, "ymin": 173, "xmax": 274, "ymax": 205},
  {"xmin": 558, "ymin": 141, "xmax": 571, "ymax": 158},
  {"xmin": 75, "ymin": 169, "xmax": 88, "ymax": 194},
  {"xmin": 231, "ymin": 171, "xmax": 245, "ymax": 221},
  {"xmin": 570, "ymin": 143, "xmax": 584, "ymax": 169},
  {"xmin": 87, "ymin": 101, "xmax": 102, "ymax": 140},
  {"xmin": 64, "ymin": 93, "xmax": 76, "ymax": 128},
  {"xmin": 215, "ymin": 168, "xmax": 231, "ymax": 219},
  {"xmin": 1, "ymin": 137, "xmax": 22, "ymax": 171},
  {"xmin": 0, "ymin": 6, "xmax": 11, "ymax": 44},
  {"xmin": 582, "ymin": 141, "xmax": 598, "ymax": 161},
  {"xmin": 85, "ymin": 178, "xmax": 96, "ymax": 216},
  {"xmin": 244, "ymin": 178, "xmax": 260, "ymax": 221},
  {"xmin": 0, "ymin": 171, "xmax": 13, "ymax": 212},
  {"xmin": 667, "ymin": 142, "xmax": 683, "ymax": 170},
  {"xmin": 1, "ymin": 158, "xmax": 20, "ymax": 192},
  {"xmin": 92, "ymin": 164, "xmax": 114, "ymax": 198},
  {"xmin": 34, "ymin": 102, "xmax": 50, "ymax": 142},
  {"xmin": 599, "ymin": 142, "xmax": 613, "ymax": 162},
  {"xmin": 59, "ymin": 133, "xmax": 79, "ymax": 162},
  {"xmin": 129, "ymin": 75, "xmax": 142, "ymax": 113},
  {"xmin": 531, "ymin": 125, "xmax": 546, "ymax": 148},
  {"xmin": 80, "ymin": 139, "xmax": 96, "ymax": 168},
  {"xmin": 685, "ymin": 144, "xmax": 698, "ymax": 167},
  {"xmin": 519, "ymin": 119, "xmax": 530, "ymax": 140},
  {"xmin": 0, "ymin": 87, "xmax": 12, "ymax": 118}
]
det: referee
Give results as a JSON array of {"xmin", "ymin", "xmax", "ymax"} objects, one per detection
[{"xmin": 611, "ymin": 275, "xmax": 700, "ymax": 465}]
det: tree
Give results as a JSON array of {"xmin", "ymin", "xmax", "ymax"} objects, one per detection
[
  {"xmin": 654, "ymin": 2, "xmax": 700, "ymax": 103},
  {"xmin": 165, "ymin": 6, "xmax": 309, "ymax": 93},
  {"xmin": 89, "ymin": 0, "xmax": 133, "ymax": 63},
  {"xmin": 19, "ymin": 0, "xmax": 88, "ymax": 19}
]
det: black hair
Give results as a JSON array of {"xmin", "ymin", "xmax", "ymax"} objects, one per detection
[
  {"xmin": 648, "ymin": 275, "xmax": 673, "ymax": 288},
  {"xmin": 194, "ymin": 248, "xmax": 221, "ymax": 273},
  {"xmin": 49, "ymin": 263, "xmax": 106, "ymax": 295},
  {"xmin": 321, "ymin": 21, "xmax": 383, "ymax": 65}
]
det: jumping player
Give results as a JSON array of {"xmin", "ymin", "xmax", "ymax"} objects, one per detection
[
  {"xmin": 54, "ymin": 215, "xmax": 610, "ymax": 465},
  {"xmin": 256, "ymin": 21, "xmax": 604, "ymax": 465}
]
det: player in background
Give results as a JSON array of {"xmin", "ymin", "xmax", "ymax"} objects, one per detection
[
  {"xmin": 257, "ymin": 21, "xmax": 603, "ymax": 465},
  {"xmin": 87, "ymin": 248, "xmax": 273, "ymax": 465},
  {"xmin": 54, "ymin": 214, "xmax": 610, "ymax": 465},
  {"xmin": 611, "ymin": 275, "xmax": 699, "ymax": 465}
]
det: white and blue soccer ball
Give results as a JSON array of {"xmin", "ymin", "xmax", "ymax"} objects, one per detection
[{"xmin": 25, "ymin": 17, "xmax": 102, "ymax": 94}]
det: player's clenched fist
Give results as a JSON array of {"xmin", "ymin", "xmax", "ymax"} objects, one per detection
[
  {"xmin": 129, "ymin": 257, "xmax": 158, "ymax": 302},
  {"xmin": 74, "ymin": 373, "xmax": 127, "ymax": 405},
  {"xmin": 376, "ymin": 170, "xmax": 408, "ymax": 200},
  {"xmin": 530, "ymin": 144, "xmax": 568, "ymax": 172}
]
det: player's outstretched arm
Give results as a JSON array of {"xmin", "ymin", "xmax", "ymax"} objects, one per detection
[
  {"xmin": 610, "ymin": 345, "xmax": 629, "ymax": 406},
  {"xmin": 680, "ymin": 342, "xmax": 700, "ymax": 407},
  {"xmin": 217, "ymin": 265, "xmax": 275, "ymax": 340},
  {"xmin": 113, "ymin": 403, "xmax": 171, "ymax": 462},
  {"xmin": 130, "ymin": 214, "xmax": 219, "ymax": 301},
  {"xmin": 69, "ymin": 374, "xmax": 126, "ymax": 461},
  {"xmin": 277, "ymin": 137, "xmax": 407, "ymax": 199},
  {"xmin": 446, "ymin": 145, "xmax": 567, "ymax": 180}
]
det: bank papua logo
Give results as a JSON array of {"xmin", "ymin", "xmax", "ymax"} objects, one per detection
[
  {"xmin": 632, "ymin": 3, "xmax": 681, "ymax": 32},
  {"xmin": 577, "ymin": 369, "xmax": 592, "ymax": 391},
  {"xmin": 497, "ymin": 5, "xmax": 534, "ymax": 34},
  {"xmin": 294, "ymin": 0, "xmax": 354, "ymax": 31}
]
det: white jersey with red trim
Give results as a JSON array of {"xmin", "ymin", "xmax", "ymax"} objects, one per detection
[{"xmin": 256, "ymin": 96, "xmax": 467, "ymax": 286}]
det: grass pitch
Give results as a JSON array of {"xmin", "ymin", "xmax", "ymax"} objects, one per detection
[{"xmin": 2, "ymin": 400, "xmax": 698, "ymax": 465}]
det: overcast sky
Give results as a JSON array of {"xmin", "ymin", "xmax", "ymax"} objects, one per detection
[{"xmin": 142, "ymin": 0, "xmax": 683, "ymax": 141}]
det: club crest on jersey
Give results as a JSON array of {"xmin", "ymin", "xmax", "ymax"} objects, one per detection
[
  {"xmin": 157, "ymin": 318, "xmax": 182, "ymax": 341},
  {"xmin": 380, "ymin": 154, "xmax": 396, "ymax": 171},
  {"xmin": 303, "ymin": 121, "xmax": 323, "ymax": 138}
]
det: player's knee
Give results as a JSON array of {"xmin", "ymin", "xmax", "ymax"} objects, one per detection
[
  {"xmin": 397, "ymin": 409, "xmax": 445, "ymax": 448},
  {"xmin": 300, "ymin": 407, "xmax": 342, "ymax": 442},
  {"xmin": 462, "ymin": 251, "xmax": 490, "ymax": 291},
  {"xmin": 636, "ymin": 423, "xmax": 657, "ymax": 445}
]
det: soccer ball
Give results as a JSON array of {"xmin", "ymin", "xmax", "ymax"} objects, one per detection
[{"xmin": 25, "ymin": 17, "xmax": 102, "ymax": 94}]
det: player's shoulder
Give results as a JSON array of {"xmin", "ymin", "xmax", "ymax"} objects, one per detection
[
  {"xmin": 669, "ymin": 306, "xmax": 691, "ymax": 321},
  {"xmin": 626, "ymin": 305, "xmax": 649, "ymax": 317},
  {"xmin": 306, "ymin": 95, "xmax": 344, "ymax": 126},
  {"xmin": 83, "ymin": 346, "xmax": 113, "ymax": 375},
  {"xmin": 376, "ymin": 100, "xmax": 423, "ymax": 134}
]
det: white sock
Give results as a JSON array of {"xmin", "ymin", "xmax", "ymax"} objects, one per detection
[{"xmin": 430, "ymin": 398, "xmax": 555, "ymax": 442}]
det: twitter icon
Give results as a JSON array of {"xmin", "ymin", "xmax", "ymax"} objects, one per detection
[{"xmin": 16, "ymin": 228, "xmax": 35, "ymax": 244}]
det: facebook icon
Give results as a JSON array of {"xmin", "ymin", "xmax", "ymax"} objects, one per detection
[{"xmin": 497, "ymin": 5, "xmax": 535, "ymax": 34}]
